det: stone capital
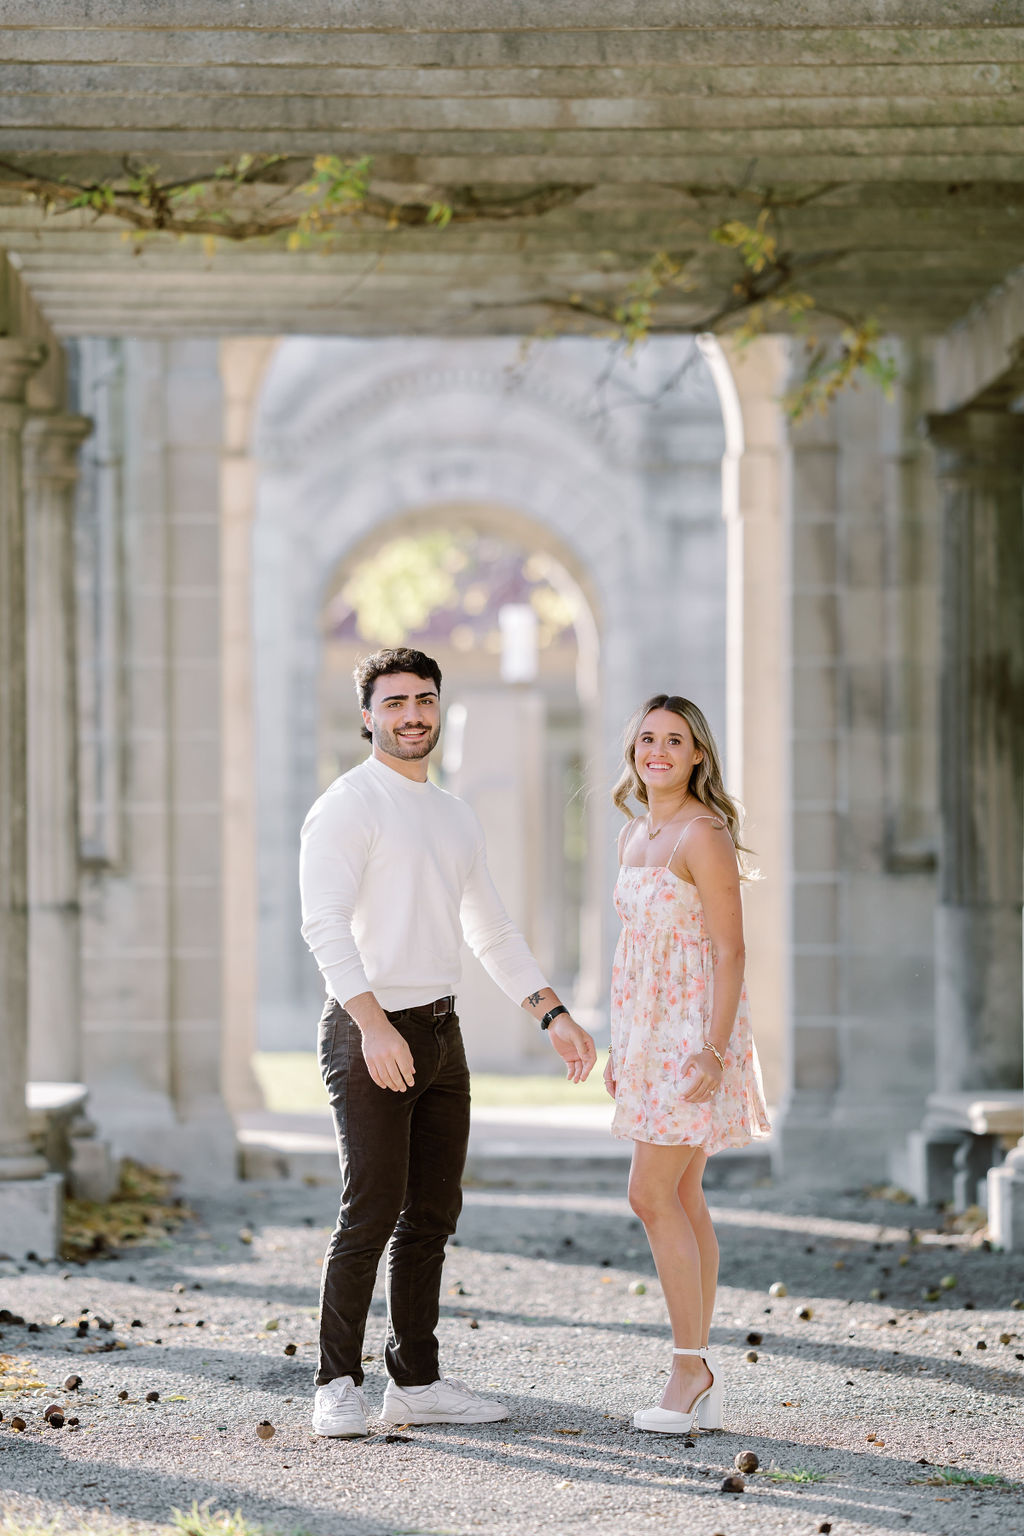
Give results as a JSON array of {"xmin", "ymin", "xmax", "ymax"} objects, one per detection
[
  {"xmin": 0, "ymin": 338, "xmax": 48, "ymax": 409},
  {"xmin": 926, "ymin": 408, "xmax": 1024, "ymax": 485},
  {"xmin": 23, "ymin": 413, "xmax": 92, "ymax": 487}
]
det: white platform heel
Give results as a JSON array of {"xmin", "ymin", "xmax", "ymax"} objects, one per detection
[
  {"xmin": 632, "ymin": 1347, "xmax": 718, "ymax": 1434},
  {"xmin": 695, "ymin": 1347, "xmax": 723, "ymax": 1429}
]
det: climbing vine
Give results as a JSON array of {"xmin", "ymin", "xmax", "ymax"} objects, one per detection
[
  {"xmin": 0, "ymin": 153, "xmax": 583, "ymax": 243},
  {"xmin": 0, "ymin": 153, "xmax": 895, "ymax": 418}
]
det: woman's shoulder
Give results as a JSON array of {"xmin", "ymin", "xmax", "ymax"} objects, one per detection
[
  {"xmin": 670, "ymin": 811, "xmax": 734, "ymax": 874},
  {"xmin": 617, "ymin": 817, "xmax": 640, "ymax": 861}
]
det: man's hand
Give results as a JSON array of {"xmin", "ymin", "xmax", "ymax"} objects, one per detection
[
  {"xmin": 546, "ymin": 1015, "xmax": 597, "ymax": 1083},
  {"xmin": 360, "ymin": 1019, "xmax": 416, "ymax": 1092}
]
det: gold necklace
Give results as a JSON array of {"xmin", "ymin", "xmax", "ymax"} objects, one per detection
[{"xmin": 646, "ymin": 796, "xmax": 690, "ymax": 840}]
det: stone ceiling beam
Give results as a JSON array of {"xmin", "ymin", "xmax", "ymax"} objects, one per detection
[
  {"xmin": 934, "ymin": 261, "xmax": 1024, "ymax": 412},
  {"xmin": 2, "ymin": 143, "xmax": 1020, "ymax": 183},
  {"xmin": 7, "ymin": 79, "xmax": 1024, "ymax": 128},
  {"xmin": 31, "ymin": 299, "xmax": 979, "ymax": 339},
  {"xmin": 3, "ymin": 27, "xmax": 1020, "ymax": 68},
  {"xmin": 0, "ymin": 2, "xmax": 1021, "ymax": 339},
  {"xmin": 6, "ymin": 62, "xmax": 1024, "ymax": 98},
  {"xmin": 4, "ymin": 0, "xmax": 1012, "ymax": 30}
]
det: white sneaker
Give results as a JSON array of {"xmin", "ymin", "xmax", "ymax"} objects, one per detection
[
  {"xmin": 381, "ymin": 1376, "xmax": 509, "ymax": 1425},
  {"xmin": 311, "ymin": 1375, "xmax": 369, "ymax": 1438}
]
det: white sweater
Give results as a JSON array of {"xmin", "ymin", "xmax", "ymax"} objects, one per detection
[{"xmin": 299, "ymin": 754, "xmax": 549, "ymax": 1012}]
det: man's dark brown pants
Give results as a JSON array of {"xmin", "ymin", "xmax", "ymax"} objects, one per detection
[{"xmin": 315, "ymin": 995, "xmax": 470, "ymax": 1389}]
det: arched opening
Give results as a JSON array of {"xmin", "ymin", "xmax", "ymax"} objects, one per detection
[
  {"xmin": 232, "ymin": 333, "xmax": 731, "ymax": 1094},
  {"xmin": 311, "ymin": 503, "xmax": 603, "ymax": 1068}
]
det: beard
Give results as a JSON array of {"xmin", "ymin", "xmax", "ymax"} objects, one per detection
[{"xmin": 373, "ymin": 718, "xmax": 440, "ymax": 761}]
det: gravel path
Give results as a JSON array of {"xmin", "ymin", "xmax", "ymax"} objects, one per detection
[{"xmin": 1, "ymin": 1174, "xmax": 1022, "ymax": 1536}]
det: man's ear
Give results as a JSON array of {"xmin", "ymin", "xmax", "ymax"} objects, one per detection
[{"xmin": 361, "ymin": 708, "xmax": 373, "ymax": 733}]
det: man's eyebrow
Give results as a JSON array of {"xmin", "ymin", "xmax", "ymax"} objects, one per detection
[{"xmin": 378, "ymin": 689, "xmax": 439, "ymax": 703}]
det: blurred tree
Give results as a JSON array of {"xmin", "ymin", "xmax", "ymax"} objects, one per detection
[{"xmin": 340, "ymin": 531, "xmax": 464, "ymax": 646}]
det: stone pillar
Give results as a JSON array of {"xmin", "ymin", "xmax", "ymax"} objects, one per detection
[
  {"xmin": 929, "ymin": 410, "xmax": 1024, "ymax": 1097},
  {"xmin": 715, "ymin": 335, "xmax": 791, "ymax": 1109},
  {"xmin": 219, "ymin": 338, "xmax": 276, "ymax": 1115},
  {"xmin": 0, "ymin": 337, "xmax": 62, "ymax": 1257},
  {"xmin": 23, "ymin": 412, "xmax": 117, "ymax": 1202},
  {"xmin": 443, "ymin": 689, "xmax": 548, "ymax": 1070},
  {"xmin": 24, "ymin": 413, "xmax": 91, "ymax": 1083},
  {"xmin": 773, "ymin": 395, "xmax": 844, "ymax": 1175},
  {"xmin": 922, "ymin": 410, "xmax": 1024, "ymax": 1240}
]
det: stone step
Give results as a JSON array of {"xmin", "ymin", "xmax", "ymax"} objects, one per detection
[{"xmin": 236, "ymin": 1108, "xmax": 773, "ymax": 1189}]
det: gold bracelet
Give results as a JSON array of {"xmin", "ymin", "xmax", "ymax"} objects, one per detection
[{"xmin": 702, "ymin": 1040, "xmax": 725, "ymax": 1071}]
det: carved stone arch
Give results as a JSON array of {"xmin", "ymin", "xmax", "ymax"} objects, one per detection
[{"xmin": 253, "ymin": 337, "xmax": 698, "ymax": 471}]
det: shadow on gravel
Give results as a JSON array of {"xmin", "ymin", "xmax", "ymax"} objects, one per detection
[
  {"xmin": 11, "ymin": 1314, "xmax": 1020, "ymax": 1412},
  {"xmin": 3, "ymin": 1401, "xmax": 1016, "ymax": 1536},
  {"xmin": 0, "ymin": 1434, "xmax": 394, "ymax": 1536},
  {"xmin": 449, "ymin": 1192, "xmax": 1024, "ymax": 1310},
  {"xmin": 377, "ymin": 1411, "xmax": 1020, "ymax": 1534},
  {"xmin": 107, "ymin": 1192, "xmax": 1024, "ymax": 1318},
  {"xmin": 715, "ymin": 1335, "xmax": 1024, "ymax": 1403}
]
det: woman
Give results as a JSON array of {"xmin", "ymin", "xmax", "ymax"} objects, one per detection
[{"xmin": 606, "ymin": 694, "xmax": 770, "ymax": 1434}]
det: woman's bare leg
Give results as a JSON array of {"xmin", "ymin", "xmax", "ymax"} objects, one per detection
[
  {"xmin": 628, "ymin": 1140, "xmax": 713, "ymax": 1413},
  {"xmin": 677, "ymin": 1150, "xmax": 718, "ymax": 1346}
]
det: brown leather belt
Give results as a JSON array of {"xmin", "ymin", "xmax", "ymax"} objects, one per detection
[{"xmin": 386, "ymin": 994, "xmax": 456, "ymax": 1021}]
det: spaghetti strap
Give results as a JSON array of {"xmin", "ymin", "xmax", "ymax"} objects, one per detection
[{"xmin": 668, "ymin": 814, "xmax": 726, "ymax": 866}]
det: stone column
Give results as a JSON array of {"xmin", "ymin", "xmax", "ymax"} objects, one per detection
[
  {"xmin": 929, "ymin": 410, "xmax": 1024, "ymax": 1098},
  {"xmin": 715, "ymin": 335, "xmax": 791, "ymax": 1109},
  {"xmin": 0, "ymin": 337, "xmax": 62, "ymax": 1258},
  {"xmin": 24, "ymin": 413, "xmax": 91, "ymax": 1084},
  {"xmin": 443, "ymin": 688, "xmax": 548, "ymax": 1070},
  {"xmin": 219, "ymin": 337, "xmax": 276, "ymax": 1115},
  {"xmin": 923, "ymin": 410, "xmax": 1024, "ymax": 1242},
  {"xmin": 773, "ymin": 392, "xmax": 844, "ymax": 1175},
  {"xmin": 23, "ymin": 412, "xmax": 116, "ymax": 1202}
]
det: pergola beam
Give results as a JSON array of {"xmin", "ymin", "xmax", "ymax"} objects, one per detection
[{"xmin": 0, "ymin": 2, "xmax": 1021, "ymax": 338}]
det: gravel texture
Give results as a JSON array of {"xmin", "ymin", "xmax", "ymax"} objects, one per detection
[{"xmin": 1, "ymin": 1175, "xmax": 1023, "ymax": 1536}]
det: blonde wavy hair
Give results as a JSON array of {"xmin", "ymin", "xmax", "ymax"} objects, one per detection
[{"xmin": 611, "ymin": 694, "xmax": 758, "ymax": 876}]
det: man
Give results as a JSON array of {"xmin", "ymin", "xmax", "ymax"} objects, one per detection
[{"xmin": 299, "ymin": 645, "xmax": 597, "ymax": 1438}]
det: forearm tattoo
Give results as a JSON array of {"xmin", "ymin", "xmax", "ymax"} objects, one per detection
[{"xmin": 526, "ymin": 990, "xmax": 546, "ymax": 1008}]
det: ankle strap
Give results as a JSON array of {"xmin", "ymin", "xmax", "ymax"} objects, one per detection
[{"xmin": 671, "ymin": 1347, "xmax": 705, "ymax": 1356}]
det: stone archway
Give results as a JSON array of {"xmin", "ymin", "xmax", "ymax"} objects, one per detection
[
  {"xmin": 313, "ymin": 502, "xmax": 605, "ymax": 1067},
  {"xmin": 252, "ymin": 452, "xmax": 638, "ymax": 1056},
  {"xmin": 223, "ymin": 334, "xmax": 730, "ymax": 1079}
]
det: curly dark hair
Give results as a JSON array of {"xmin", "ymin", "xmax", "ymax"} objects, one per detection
[{"xmin": 353, "ymin": 648, "xmax": 443, "ymax": 742}]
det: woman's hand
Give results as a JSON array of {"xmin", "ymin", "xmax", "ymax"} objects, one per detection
[
  {"xmin": 603, "ymin": 1054, "xmax": 616, "ymax": 1100},
  {"xmin": 679, "ymin": 1047, "xmax": 723, "ymax": 1104}
]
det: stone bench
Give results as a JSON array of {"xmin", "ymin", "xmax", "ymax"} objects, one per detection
[
  {"xmin": 925, "ymin": 1091, "xmax": 1024, "ymax": 1139},
  {"xmin": 27, "ymin": 1082, "xmax": 119, "ymax": 1203},
  {"xmin": 904, "ymin": 1090, "xmax": 1023, "ymax": 1210}
]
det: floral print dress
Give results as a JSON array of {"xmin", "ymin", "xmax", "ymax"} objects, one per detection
[{"xmin": 609, "ymin": 822, "xmax": 771, "ymax": 1154}]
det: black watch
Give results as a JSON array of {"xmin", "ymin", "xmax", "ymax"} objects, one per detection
[{"xmin": 540, "ymin": 1005, "xmax": 569, "ymax": 1030}]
